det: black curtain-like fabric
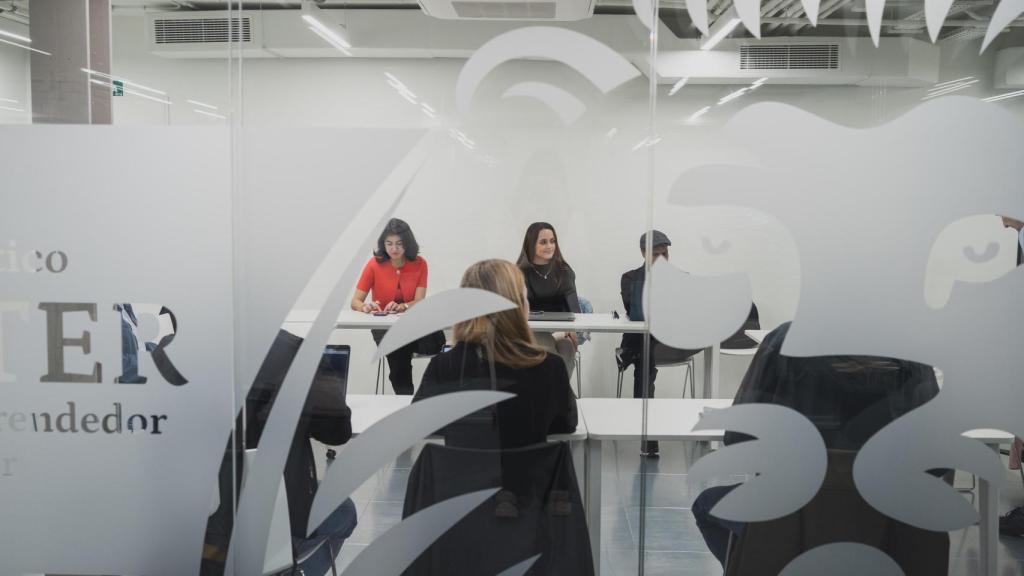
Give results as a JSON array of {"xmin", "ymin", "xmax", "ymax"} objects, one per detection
[{"xmin": 402, "ymin": 442, "xmax": 593, "ymax": 576}]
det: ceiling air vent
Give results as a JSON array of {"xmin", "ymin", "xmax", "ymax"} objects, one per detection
[
  {"xmin": 153, "ymin": 16, "xmax": 253, "ymax": 44},
  {"xmin": 740, "ymin": 44, "xmax": 839, "ymax": 70},
  {"xmin": 451, "ymin": 1, "xmax": 557, "ymax": 18}
]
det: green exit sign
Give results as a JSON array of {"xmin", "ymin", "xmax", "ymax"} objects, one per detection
[{"xmin": 112, "ymin": 80, "xmax": 124, "ymax": 97}]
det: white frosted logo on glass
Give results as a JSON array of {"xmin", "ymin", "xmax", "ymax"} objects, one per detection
[
  {"xmin": 780, "ymin": 543, "xmax": 905, "ymax": 576},
  {"xmin": 689, "ymin": 404, "xmax": 827, "ymax": 522},
  {"xmin": 672, "ymin": 97, "xmax": 1024, "ymax": 533}
]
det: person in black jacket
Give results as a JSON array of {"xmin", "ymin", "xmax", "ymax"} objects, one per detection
[
  {"xmin": 517, "ymin": 222, "xmax": 581, "ymax": 377},
  {"xmin": 691, "ymin": 322, "xmax": 940, "ymax": 567},
  {"xmin": 414, "ymin": 258, "xmax": 578, "ymax": 449}
]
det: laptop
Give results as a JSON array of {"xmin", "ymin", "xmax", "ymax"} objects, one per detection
[
  {"xmin": 528, "ymin": 311, "xmax": 576, "ymax": 321},
  {"xmin": 314, "ymin": 344, "xmax": 350, "ymax": 400}
]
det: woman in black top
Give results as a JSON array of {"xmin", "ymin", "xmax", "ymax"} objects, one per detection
[
  {"xmin": 413, "ymin": 259, "xmax": 578, "ymax": 449},
  {"xmin": 516, "ymin": 222, "xmax": 581, "ymax": 375}
]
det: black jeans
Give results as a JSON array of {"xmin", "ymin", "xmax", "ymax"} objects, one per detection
[
  {"xmin": 621, "ymin": 334, "xmax": 658, "ymax": 453},
  {"xmin": 372, "ymin": 330, "xmax": 416, "ymax": 395}
]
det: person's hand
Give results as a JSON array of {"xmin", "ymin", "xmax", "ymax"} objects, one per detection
[
  {"xmin": 361, "ymin": 301, "xmax": 381, "ymax": 313},
  {"xmin": 565, "ymin": 331, "xmax": 578, "ymax": 348},
  {"xmin": 1001, "ymin": 216, "xmax": 1024, "ymax": 231},
  {"xmin": 383, "ymin": 301, "xmax": 400, "ymax": 313}
]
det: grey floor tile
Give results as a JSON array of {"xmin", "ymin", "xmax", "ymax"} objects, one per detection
[
  {"xmin": 375, "ymin": 467, "xmax": 411, "ymax": 502},
  {"xmin": 949, "ymin": 525, "xmax": 1024, "ymax": 562},
  {"xmin": 626, "ymin": 507, "xmax": 708, "ymax": 552},
  {"xmin": 347, "ymin": 501, "xmax": 405, "ymax": 545},
  {"xmin": 602, "ymin": 505, "xmax": 635, "ymax": 551},
  {"xmin": 948, "ymin": 554, "xmax": 1024, "ymax": 576}
]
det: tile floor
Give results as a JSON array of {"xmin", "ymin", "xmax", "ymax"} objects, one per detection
[{"xmin": 317, "ymin": 441, "xmax": 1024, "ymax": 575}]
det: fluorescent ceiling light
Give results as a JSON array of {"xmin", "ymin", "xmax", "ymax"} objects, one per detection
[
  {"xmin": 0, "ymin": 29, "xmax": 32, "ymax": 44},
  {"xmin": 718, "ymin": 86, "xmax": 750, "ymax": 105},
  {"xmin": 194, "ymin": 108, "xmax": 227, "ymax": 120},
  {"xmin": 0, "ymin": 97, "xmax": 17, "ymax": 104},
  {"xmin": 687, "ymin": 106, "xmax": 710, "ymax": 122},
  {"xmin": 82, "ymin": 68, "xmax": 166, "ymax": 95},
  {"xmin": 302, "ymin": 13, "xmax": 352, "ymax": 55},
  {"xmin": 922, "ymin": 78, "xmax": 978, "ymax": 100},
  {"xmin": 932, "ymin": 76, "xmax": 974, "ymax": 89},
  {"xmin": 89, "ymin": 79, "xmax": 172, "ymax": 105},
  {"xmin": 0, "ymin": 37, "xmax": 50, "ymax": 56},
  {"xmin": 668, "ymin": 77, "xmax": 689, "ymax": 96},
  {"xmin": 983, "ymin": 89, "xmax": 1024, "ymax": 103},
  {"xmin": 187, "ymin": 99, "xmax": 218, "ymax": 110},
  {"xmin": 753, "ymin": 77, "xmax": 768, "ymax": 86},
  {"xmin": 701, "ymin": 8, "xmax": 742, "ymax": 51},
  {"xmin": 0, "ymin": 104, "xmax": 24, "ymax": 112},
  {"xmin": 605, "ymin": 127, "xmax": 618, "ymax": 139}
]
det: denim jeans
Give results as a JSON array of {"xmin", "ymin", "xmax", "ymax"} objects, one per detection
[
  {"xmin": 691, "ymin": 484, "xmax": 744, "ymax": 567},
  {"xmin": 286, "ymin": 498, "xmax": 358, "ymax": 576}
]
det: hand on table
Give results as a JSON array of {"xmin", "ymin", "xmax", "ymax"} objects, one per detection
[{"xmin": 361, "ymin": 301, "xmax": 382, "ymax": 313}]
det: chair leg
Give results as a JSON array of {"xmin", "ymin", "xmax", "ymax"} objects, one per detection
[
  {"xmin": 684, "ymin": 358, "xmax": 695, "ymax": 398},
  {"xmin": 616, "ymin": 370, "xmax": 623, "ymax": 398},
  {"xmin": 575, "ymin": 356, "xmax": 582, "ymax": 398},
  {"xmin": 375, "ymin": 358, "xmax": 383, "ymax": 395},
  {"xmin": 328, "ymin": 540, "xmax": 338, "ymax": 576}
]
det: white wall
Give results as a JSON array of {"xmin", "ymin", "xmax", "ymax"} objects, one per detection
[{"xmin": 48, "ymin": 13, "xmax": 1016, "ymax": 397}]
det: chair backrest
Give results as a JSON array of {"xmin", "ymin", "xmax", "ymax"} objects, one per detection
[
  {"xmin": 402, "ymin": 441, "xmax": 594, "ymax": 576},
  {"xmin": 723, "ymin": 449, "xmax": 949, "ymax": 576},
  {"xmin": 652, "ymin": 342, "xmax": 699, "ymax": 367}
]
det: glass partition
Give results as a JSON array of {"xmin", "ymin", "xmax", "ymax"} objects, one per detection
[{"xmin": 2, "ymin": 0, "xmax": 1024, "ymax": 574}]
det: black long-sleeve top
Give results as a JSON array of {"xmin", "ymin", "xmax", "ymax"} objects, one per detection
[
  {"xmin": 725, "ymin": 323, "xmax": 939, "ymax": 449},
  {"xmin": 413, "ymin": 342, "xmax": 578, "ymax": 449},
  {"xmin": 522, "ymin": 264, "xmax": 582, "ymax": 313}
]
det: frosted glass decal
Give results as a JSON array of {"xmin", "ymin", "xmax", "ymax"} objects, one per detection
[
  {"xmin": 632, "ymin": 0, "xmax": 655, "ymax": 30},
  {"xmin": 375, "ymin": 288, "xmax": 516, "ymax": 359},
  {"xmin": 865, "ymin": 0, "xmax": 885, "ymax": 46},
  {"xmin": 308, "ymin": 390, "xmax": 513, "ymax": 534},
  {"xmin": 0, "ymin": 126, "xmax": 233, "ymax": 575},
  {"xmin": 779, "ymin": 543, "xmax": 904, "ymax": 576},
  {"xmin": 733, "ymin": 0, "xmax": 763, "ymax": 38},
  {"xmin": 230, "ymin": 133, "xmax": 435, "ymax": 576},
  {"xmin": 983, "ymin": 0, "xmax": 1024, "ymax": 52},
  {"xmin": 801, "ymin": 0, "xmax": 821, "ymax": 26},
  {"xmin": 496, "ymin": 554, "xmax": 542, "ymax": 576},
  {"xmin": 455, "ymin": 27, "xmax": 640, "ymax": 118},
  {"xmin": 924, "ymin": 0, "xmax": 956, "ymax": 42},
  {"xmin": 672, "ymin": 98, "xmax": 1024, "ymax": 533},
  {"xmin": 502, "ymin": 82, "xmax": 588, "ymax": 125},
  {"xmin": 686, "ymin": 0, "xmax": 710, "ymax": 35},
  {"xmin": 340, "ymin": 489, "xmax": 501, "ymax": 575},
  {"xmin": 688, "ymin": 404, "xmax": 827, "ymax": 522},
  {"xmin": 647, "ymin": 257, "xmax": 752, "ymax": 350}
]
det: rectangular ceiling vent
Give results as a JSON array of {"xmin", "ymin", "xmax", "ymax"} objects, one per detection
[
  {"xmin": 450, "ymin": 1, "xmax": 557, "ymax": 18},
  {"xmin": 740, "ymin": 44, "xmax": 839, "ymax": 70},
  {"xmin": 153, "ymin": 16, "xmax": 253, "ymax": 44}
]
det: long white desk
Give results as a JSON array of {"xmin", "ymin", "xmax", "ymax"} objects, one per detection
[
  {"xmin": 576, "ymin": 397, "xmax": 1013, "ymax": 576},
  {"xmin": 287, "ymin": 309, "xmax": 721, "ymax": 399}
]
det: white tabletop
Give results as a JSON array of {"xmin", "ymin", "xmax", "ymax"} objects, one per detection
[
  {"xmin": 287, "ymin": 309, "xmax": 646, "ymax": 334},
  {"xmin": 346, "ymin": 393, "xmax": 588, "ymax": 441},
  {"xmin": 576, "ymin": 398, "xmax": 1015, "ymax": 445},
  {"xmin": 577, "ymin": 398, "xmax": 733, "ymax": 441},
  {"xmin": 745, "ymin": 329, "xmax": 770, "ymax": 344}
]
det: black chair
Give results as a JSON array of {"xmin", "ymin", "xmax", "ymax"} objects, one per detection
[
  {"xmin": 401, "ymin": 441, "xmax": 594, "ymax": 576},
  {"xmin": 723, "ymin": 449, "xmax": 949, "ymax": 576}
]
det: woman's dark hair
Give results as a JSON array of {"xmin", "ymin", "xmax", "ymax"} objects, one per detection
[
  {"xmin": 516, "ymin": 221, "xmax": 571, "ymax": 278},
  {"xmin": 374, "ymin": 218, "xmax": 420, "ymax": 262}
]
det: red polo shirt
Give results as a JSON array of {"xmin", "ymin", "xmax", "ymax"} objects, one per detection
[{"xmin": 356, "ymin": 256, "xmax": 428, "ymax": 305}]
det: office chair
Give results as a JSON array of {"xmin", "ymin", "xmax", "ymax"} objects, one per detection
[{"xmin": 614, "ymin": 344, "xmax": 697, "ymax": 398}]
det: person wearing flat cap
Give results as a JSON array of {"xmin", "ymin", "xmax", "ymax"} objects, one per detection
[{"xmin": 618, "ymin": 230, "xmax": 698, "ymax": 457}]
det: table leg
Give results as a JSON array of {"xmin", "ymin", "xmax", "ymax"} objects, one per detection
[
  {"xmin": 980, "ymin": 442, "xmax": 999, "ymax": 576},
  {"xmin": 702, "ymin": 344, "xmax": 720, "ymax": 399},
  {"xmin": 572, "ymin": 439, "xmax": 586, "ymax": 504},
  {"xmin": 586, "ymin": 439, "xmax": 603, "ymax": 576}
]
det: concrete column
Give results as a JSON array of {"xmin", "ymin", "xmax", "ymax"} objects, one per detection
[{"xmin": 29, "ymin": 0, "xmax": 111, "ymax": 124}]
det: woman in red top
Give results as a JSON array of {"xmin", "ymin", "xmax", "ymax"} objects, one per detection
[{"xmin": 351, "ymin": 218, "xmax": 428, "ymax": 395}]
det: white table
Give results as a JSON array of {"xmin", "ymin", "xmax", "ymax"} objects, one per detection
[
  {"xmin": 287, "ymin": 309, "xmax": 721, "ymax": 399},
  {"xmin": 576, "ymin": 398, "xmax": 1013, "ymax": 576},
  {"xmin": 744, "ymin": 329, "xmax": 770, "ymax": 344}
]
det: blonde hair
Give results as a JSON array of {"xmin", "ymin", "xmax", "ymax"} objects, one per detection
[{"xmin": 453, "ymin": 259, "xmax": 548, "ymax": 369}]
